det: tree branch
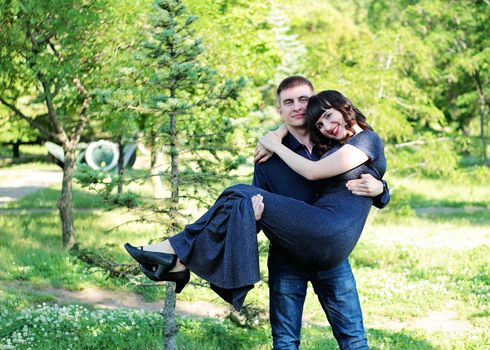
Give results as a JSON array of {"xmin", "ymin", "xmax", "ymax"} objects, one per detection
[
  {"xmin": 26, "ymin": 26, "xmax": 67, "ymax": 143},
  {"xmin": 48, "ymin": 39, "xmax": 63, "ymax": 61},
  {"xmin": 389, "ymin": 137, "xmax": 451, "ymax": 148},
  {"xmin": 0, "ymin": 96, "xmax": 59, "ymax": 140},
  {"xmin": 127, "ymin": 105, "xmax": 160, "ymax": 113},
  {"xmin": 72, "ymin": 78, "xmax": 91, "ymax": 144},
  {"xmin": 39, "ymin": 78, "xmax": 67, "ymax": 143}
]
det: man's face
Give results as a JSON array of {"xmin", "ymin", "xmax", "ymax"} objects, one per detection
[{"xmin": 278, "ymin": 84, "xmax": 314, "ymax": 128}]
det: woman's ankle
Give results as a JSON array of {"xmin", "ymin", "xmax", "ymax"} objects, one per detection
[
  {"xmin": 144, "ymin": 240, "xmax": 175, "ymax": 254},
  {"xmin": 170, "ymin": 259, "xmax": 187, "ymax": 272}
]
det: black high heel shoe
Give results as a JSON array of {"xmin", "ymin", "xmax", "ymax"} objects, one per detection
[
  {"xmin": 124, "ymin": 243, "xmax": 177, "ymax": 276},
  {"xmin": 139, "ymin": 263, "xmax": 190, "ymax": 293}
]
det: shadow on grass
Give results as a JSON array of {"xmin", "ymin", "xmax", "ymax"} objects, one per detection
[
  {"xmin": 178, "ymin": 318, "xmax": 270, "ymax": 349},
  {"xmin": 179, "ymin": 321, "xmax": 436, "ymax": 350},
  {"xmin": 376, "ymin": 208, "xmax": 490, "ymax": 227},
  {"xmin": 0, "ymin": 285, "xmax": 57, "ymax": 311},
  {"xmin": 0, "ymin": 155, "xmax": 52, "ymax": 168},
  {"xmin": 367, "ymin": 328, "xmax": 435, "ymax": 350},
  {"xmin": 404, "ymin": 192, "xmax": 489, "ymax": 209},
  {"xmin": 4, "ymin": 187, "xmax": 106, "ymax": 209},
  {"xmin": 415, "ymin": 211, "xmax": 490, "ymax": 226},
  {"xmin": 284, "ymin": 324, "xmax": 436, "ymax": 349}
]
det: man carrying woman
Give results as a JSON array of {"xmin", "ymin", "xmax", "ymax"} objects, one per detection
[{"xmin": 126, "ymin": 76, "xmax": 389, "ymax": 350}]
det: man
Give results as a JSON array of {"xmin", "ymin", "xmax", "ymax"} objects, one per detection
[{"xmin": 252, "ymin": 76, "xmax": 389, "ymax": 350}]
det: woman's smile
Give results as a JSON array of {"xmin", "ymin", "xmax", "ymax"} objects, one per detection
[
  {"xmin": 328, "ymin": 124, "xmax": 340, "ymax": 137},
  {"xmin": 315, "ymin": 108, "xmax": 347, "ymax": 140}
]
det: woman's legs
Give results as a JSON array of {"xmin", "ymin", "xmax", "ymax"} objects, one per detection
[
  {"xmin": 126, "ymin": 184, "xmax": 354, "ymax": 309},
  {"xmin": 138, "ymin": 193, "xmax": 265, "ymax": 272},
  {"xmin": 137, "ymin": 183, "xmax": 340, "ymax": 270},
  {"xmin": 254, "ymin": 187, "xmax": 341, "ymax": 267}
]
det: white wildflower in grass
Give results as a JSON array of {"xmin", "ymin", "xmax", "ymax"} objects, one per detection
[{"xmin": 0, "ymin": 304, "xmax": 162, "ymax": 350}]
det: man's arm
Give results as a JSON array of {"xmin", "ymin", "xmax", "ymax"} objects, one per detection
[
  {"xmin": 252, "ymin": 163, "xmax": 271, "ymax": 191},
  {"xmin": 346, "ymin": 174, "xmax": 390, "ymax": 209}
]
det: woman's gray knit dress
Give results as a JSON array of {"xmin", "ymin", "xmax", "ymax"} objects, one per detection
[{"xmin": 169, "ymin": 131, "xmax": 386, "ymax": 310}]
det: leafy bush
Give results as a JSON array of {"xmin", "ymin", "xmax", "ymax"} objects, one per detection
[{"xmin": 386, "ymin": 135, "xmax": 460, "ymax": 178}]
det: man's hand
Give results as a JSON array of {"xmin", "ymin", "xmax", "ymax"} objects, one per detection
[{"xmin": 346, "ymin": 173, "xmax": 383, "ymax": 197}]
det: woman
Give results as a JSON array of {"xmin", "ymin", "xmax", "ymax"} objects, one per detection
[{"xmin": 125, "ymin": 90, "xmax": 386, "ymax": 310}]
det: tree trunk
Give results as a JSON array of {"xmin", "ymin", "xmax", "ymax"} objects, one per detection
[
  {"xmin": 161, "ymin": 92, "xmax": 179, "ymax": 349},
  {"xmin": 150, "ymin": 143, "xmax": 165, "ymax": 199},
  {"xmin": 13, "ymin": 141, "xmax": 20, "ymax": 158},
  {"xmin": 59, "ymin": 143, "xmax": 76, "ymax": 249},
  {"xmin": 162, "ymin": 283, "xmax": 178, "ymax": 350},
  {"xmin": 117, "ymin": 137, "xmax": 124, "ymax": 195},
  {"xmin": 473, "ymin": 71, "xmax": 487, "ymax": 163}
]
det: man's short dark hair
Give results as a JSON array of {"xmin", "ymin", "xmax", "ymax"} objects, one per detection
[{"xmin": 276, "ymin": 76, "xmax": 314, "ymax": 99}]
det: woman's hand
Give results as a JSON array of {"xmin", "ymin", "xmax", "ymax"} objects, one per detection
[
  {"xmin": 251, "ymin": 194, "xmax": 264, "ymax": 220},
  {"xmin": 254, "ymin": 125, "xmax": 288, "ymax": 163},
  {"xmin": 259, "ymin": 129, "xmax": 284, "ymax": 151},
  {"xmin": 275, "ymin": 124, "xmax": 288, "ymax": 138},
  {"xmin": 254, "ymin": 143, "xmax": 273, "ymax": 163}
]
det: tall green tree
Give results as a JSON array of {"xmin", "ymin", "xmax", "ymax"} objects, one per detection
[
  {"xmin": 364, "ymin": 0, "xmax": 490, "ymax": 161},
  {"xmin": 276, "ymin": 0, "xmax": 445, "ymax": 142},
  {"xmin": 0, "ymin": 0, "xmax": 145, "ymax": 248},
  {"xmin": 184, "ymin": 0, "xmax": 281, "ymax": 132}
]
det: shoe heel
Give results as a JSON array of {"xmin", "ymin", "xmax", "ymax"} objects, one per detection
[
  {"xmin": 139, "ymin": 263, "xmax": 190, "ymax": 293},
  {"xmin": 174, "ymin": 270, "xmax": 190, "ymax": 293},
  {"xmin": 155, "ymin": 264, "xmax": 167, "ymax": 279}
]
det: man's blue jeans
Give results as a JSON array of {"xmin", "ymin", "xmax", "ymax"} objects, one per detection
[{"xmin": 268, "ymin": 253, "xmax": 368, "ymax": 350}]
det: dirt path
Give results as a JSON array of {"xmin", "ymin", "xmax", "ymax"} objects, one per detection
[
  {"xmin": 0, "ymin": 168, "xmax": 62, "ymax": 206},
  {"xmin": 4, "ymin": 281, "xmax": 475, "ymax": 333},
  {"xmin": 5, "ymin": 281, "xmax": 229, "ymax": 319},
  {"xmin": 4, "ymin": 281, "xmax": 326, "ymax": 326}
]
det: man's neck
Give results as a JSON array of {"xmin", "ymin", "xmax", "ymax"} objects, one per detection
[{"xmin": 287, "ymin": 126, "xmax": 313, "ymax": 152}]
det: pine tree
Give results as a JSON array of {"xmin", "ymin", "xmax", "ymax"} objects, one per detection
[
  {"xmin": 141, "ymin": 2, "xmax": 245, "ymax": 347},
  {"xmin": 77, "ymin": 1, "xmax": 246, "ymax": 348}
]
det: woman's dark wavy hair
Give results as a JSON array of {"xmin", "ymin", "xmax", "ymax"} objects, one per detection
[{"xmin": 306, "ymin": 90, "xmax": 373, "ymax": 150}]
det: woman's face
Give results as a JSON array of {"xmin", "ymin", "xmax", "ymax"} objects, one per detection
[{"xmin": 314, "ymin": 108, "xmax": 349, "ymax": 140}]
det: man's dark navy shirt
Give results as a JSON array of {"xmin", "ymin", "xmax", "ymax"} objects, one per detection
[
  {"xmin": 252, "ymin": 133, "xmax": 389, "ymax": 267},
  {"xmin": 253, "ymin": 133, "xmax": 323, "ymax": 204}
]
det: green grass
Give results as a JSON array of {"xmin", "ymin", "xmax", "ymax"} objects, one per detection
[
  {"xmin": 385, "ymin": 173, "xmax": 490, "ymax": 209},
  {"xmin": 3, "ymin": 187, "xmax": 106, "ymax": 209},
  {"xmin": 0, "ymin": 161, "xmax": 59, "ymax": 171},
  {"xmin": 0, "ymin": 144, "xmax": 54, "ymax": 168},
  {"xmin": 0, "ymin": 169, "xmax": 489, "ymax": 349}
]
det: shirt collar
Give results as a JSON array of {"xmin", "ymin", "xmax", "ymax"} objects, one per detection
[
  {"xmin": 283, "ymin": 133, "xmax": 321, "ymax": 154},
  {"xmin": 282, "ymin": 133, "xmax": 304, "ymax": 151}
]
